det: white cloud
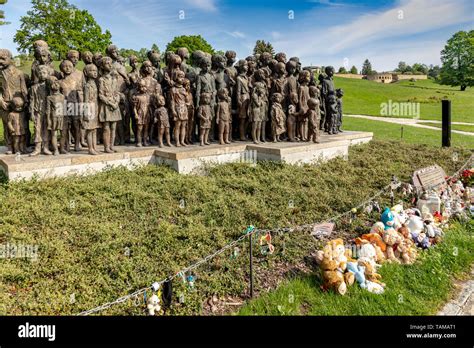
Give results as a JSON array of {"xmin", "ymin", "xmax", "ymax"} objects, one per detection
[
  {"xmin": 185, "ymin": 0, "xmax": 218, "ymax": 12},
  {"xmin": 226, "ymin": 31, "xmax": 246, "ymax": 39},
  {"xmin": 271, "ymin": 31, "xmax": 281, "ymax": 40},
  {"xmin": 273, "ymin": 0, "xmax": 473, "ymax": 67}
]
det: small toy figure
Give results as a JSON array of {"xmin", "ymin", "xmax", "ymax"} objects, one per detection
[
  {"xmin": 270, "ymin": 93, "xmax": 286, "ymax": 142},
  {"xmin": 249, "ymin": 81, "xmax": 266, "ymax": 144},
  {"xmin": 197, "ymin": 92, "xmax": 212, "ymax": 146},
  {"xmin": 29, "ymin": 64, "xmax": 51, "ymax": 155},
  {"xmin": 336, "ymin": 88, "xmax": 344, "ymax": 133},
  {"xmin": 82, "ymin": 64, "xmax": 100, "ymax": 155},
  {"xmin": 235, "ymin": 59, "xmax": 250, "ymax": 141},
  {"xmin": 216, "ymin": 88, "xmax": 231, "ymax": 145},
  {"xmin": 98, "ymin": 56, "xmax": 122, "ymax": 153},
  {"xmin": 7, "ymin": 97, "xmax": 27, "ymax": 154},
  {"xmin": 46, "ymin": 77, "xmax": 65, "ymax": 155},
  {"xmin": 307, "ymin": 98, "xmax": 321, "ymax": 143},
  {"xmin": 170, "ymin": 70, "xmax": 188, "ymax": 147},
  {"xmin": 154, "ymin": 94, "xmax": 171, "ymax": 148},
  {"xmin": 147, "ymin": 294, "xmax": 162, "ymax": 316},
  {"xmin": 132, "ymin": 79, "xmax": 152, "ymax": 147}
]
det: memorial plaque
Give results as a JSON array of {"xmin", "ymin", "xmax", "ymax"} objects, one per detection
[
  {"xmin": 412, "ymin": 164, "xmax": 446, "ymax": 191},
  {"xmin": 311, "ymin": 222, "xmax": 335, "ymax": 239}
]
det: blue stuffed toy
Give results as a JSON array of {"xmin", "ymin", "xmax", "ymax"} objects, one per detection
[
  {"xmin": 381, "ymin": 207, "xmax": 395, "ymax": 230},
  {"xmin": 347, "ymin": 262, "xmax": 365, "ymax": 285}
]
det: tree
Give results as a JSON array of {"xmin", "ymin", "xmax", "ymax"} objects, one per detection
[
  {"xmin": 253, "ymin": 40, "xmax": 275, "ymax": 56},
  {"xmin": 165, "ymin": 35, "xmax": 214, "ymax": 62},
  {"xmin": 14, "ymin": 0, "xmax": 112, "ymax": 60},
  {"xmin": 0, "ymin": 0, "xmax": 9, "ymax": 25},
  {"xmin": 411, "ymin": 63, "xmax": 428, "ymax": 75},
  {"xmin": 439, "ymin": 30, "xmax": 474, "ymax": 91},
  {"xmin": 428, "ymin": 64, "xmax": 441, "ymax": 79},
  {"xmin": 338, "ymin": 66, "xmax": 347, "ymax": 74},
  {"xmin": 361, "ymin": 59, "xmax": 373, "ymax": 75},
  {"xmin": 350, "ymin": 65, "xmax": 358, "ymax": 74},
  {"xmin": 396, "ymin": 61, "xmax": 408, "ymax": 73},
  {"xmin": 151, "ymin": 43, "xmax": 160, "ymax": 53}
]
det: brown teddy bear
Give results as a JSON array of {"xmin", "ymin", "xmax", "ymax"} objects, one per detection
[{"xmin": 383, "ymin": 228, "xmax": 403, "ymax": 263}]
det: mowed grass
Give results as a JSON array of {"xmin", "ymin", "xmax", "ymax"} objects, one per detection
[
  {"xmin": 239, "ymin": 220, "xmax": 474, "ymax": 315},
  {"xmin": 343, "ymin": 116, "xmax": 474, "ymax": 149},
  {"xmin": 335, "ymin": 77, "xmax": 474, "ymax": 123},
  {"xmin": 0, "ymin": 141, "xmax": 471, "ymax": 315}
]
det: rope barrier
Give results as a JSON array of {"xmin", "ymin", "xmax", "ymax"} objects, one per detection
[{"xmin": 77, "ymin": 153, "xmax": 473, "ymax": 316}]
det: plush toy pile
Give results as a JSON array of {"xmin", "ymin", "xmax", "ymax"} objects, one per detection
[{"xmin": 314, "ymin": 172, "xmax": 473, "ymax": 295}]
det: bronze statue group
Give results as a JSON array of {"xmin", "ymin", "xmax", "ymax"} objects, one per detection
[{"xmin": 0, "ymin": 41, "xmax": 344, "ymax": 156}]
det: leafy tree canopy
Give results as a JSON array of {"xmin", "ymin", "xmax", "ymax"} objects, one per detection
[{"xmin": 253, "ymin": 40, "xmax": 275, "ymax": 56}]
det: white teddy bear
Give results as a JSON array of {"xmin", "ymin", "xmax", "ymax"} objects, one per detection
[{"xmin": 147, "ymin": 294, "xmax": 162, "ymax": 316}]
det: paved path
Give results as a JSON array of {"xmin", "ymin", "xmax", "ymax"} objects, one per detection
[
  {"xmin": 345, "ymin": 114, "xmax": 474, "ymax": 137},
  {"xmin": 438, "ymin": 266, "xmax": 474, "ymax": 315}
]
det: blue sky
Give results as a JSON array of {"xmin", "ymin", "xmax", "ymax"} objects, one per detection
[{"xmin": 1, "ymin": 0, "xmax": 473, "ymax": 71}]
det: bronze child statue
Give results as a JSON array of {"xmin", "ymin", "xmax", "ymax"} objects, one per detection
[
  {"xmin": 7, "ymin": 97, "xmax": 27, "ymax": 154},
  {"xmin": 336, "ymin": 88, "xmax": 344, "ymax": 133},
  {"xmin": 270, "ymin": 93, "xmax": 286, "ymax": 143},
  {"xmin": 197, "ymin": 92, "xmax": 212, "ymax": 146},
  {"xmin": 235, "ymin": 59, "xmax": 250, "ymax": 141},
  {"xmin": 297, "ymin": 70, "xmax": 311, "ymax": 141},
  {"xmin": 98, "ymin": 56, "xmax": 122, "ymax": 153},
  {"xmin": 132, "ymin": 79, "xmax": 152, "ymax": 147},
  {"xmin": 46, "ymin": 77, "xmax": 65, "ymax": 155},
  {"xmin": 249, "ymin": 81, "xmax": 266, "ymax": 144},
  {"xmin": 184, "ymin": 78, "xmax": 195, "ymax": 145},
  {"xmin": 170, "ymin": 70, "xmax": 188, "ymax": 147},
  {"xmin": 216, "ymin": 88, "xmax": 231, "ymax": 145},
  {"xmin": 307, "ymin": 98, "xmax": 321, "ymax": 143},
  {"xmin": 154, "ymin": 94, "xmax": 171, "ymax": 148},
  {"xmin": 82, "ymin": 64, "xmax": 101, "ymax": 155},
  {"xmin": 29, "ymin": 65, "xmax": 51, "ymax": 155}
]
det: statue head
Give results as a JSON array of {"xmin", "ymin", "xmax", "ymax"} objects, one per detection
[
  {"xmin": 192, "ymin": 50, "xmax": 205, "ymax": 67},
  {"xmin": 168, "ymin": 53, "xmax": 182, "ymax": 68},
  {"xmin": 309, "ymin": 85, "xmax": 320, "ymax": 98},
  {"xmin": 212, "ymin": 54, "xmax": 226, "ymax": 70},
  {"xmin": 129, "ymin": 55, "xmax": 139, "ymax": 69},
  {"xmin": 336, "ymin": 88, "xmax": 344, "ymax": 98},
  {"xmin": 289, "ymin": 57, "xmax": 301, "ymax": 75},
  {"xmin": 33, "ymin": 40, "xmax": 48, "ymax": 51},
  {"xmin": 147, "ymin": 50, "xmax": 161, "ymax": 67},
  {"xmin": 157, "ymin": 94, "xmax": 166, "ymax": 107},
  {"xmin": 271, "ymin": 92, "xmax": 283, "ymax": 104},
  {"xmin": 84, "ymin": 63, "xmax": 98, "ymax": 79},
  {"xmin": 298, "ymin": 70, "xmax": 311, "ymax": 84},
  {"xmin": 140, "ymin": 60, "xmax": 154, "ymax": 77},
  {"xmin": 176, "ymin": 47, "xmax": 190, "ymax": 61},
  {"xmin": 93, "ymin": 52, "xmax": 103, "ymax": 67},
  {"xmin": 200, "ymin": 92, "xmax": 212, "ymax": 105},
  {"xmin": 175, "ymin": 69, "xmax": 186, "ymax": 86},
  {"xmin": 60, "ymin": 59, "xmax": 74, "ymax": 76},
  {"xmin": 236, "ymin": 59, "xmax": 248, "ymax": 75},
  {"xmin": 81, "ymin": 51, "xmax": 93, "ymax": 65},
  {"xmin": 254, "ymin": 68, "xmax": 266, "ymax": 82},
  {"xmin": 200, "ymin": 56, "xmax": 212, "ymax": 73},
  {"xmin": 35, "ymin": 47, "xmax": 51, "ymax": 65},
  {"xmin": 246, "ymin": 55, "xmax": 257, "ymax": 73},
  {"xmin": 0, "ymin": 49, "xmax": 13, "ymax": 70},
  {"xmin": 106, "ymin": 45, "xmax": 120, "ymax": 61},
  {"xmin": 217, "ymin": 88, "xmax": 228, "ymax": 101},
  {"xmin": 137, "ymin": 78, "xmax": 148, "ymax": 93},
  {"xmin": 308, "ymin": 98, "xmax": 319, "ymax": 110},
  {"xmin": 259, "ymin": 52, "xmax": 272, "ymax": 67},
  {"xmin": 275, "ymin": 62, "xmax": 286, "ymax": 76},
  {"xmin": 325, "ymin": 66, "xmax": 335, "ymax": 77},
  {"xmin": 37, "ymin": 65, "xmax": 50, "ymax": 82},
  {"xmin": 101, "ymin": 56, "xmax": 113, "ymax": 73},
  {"xmin": 225, "ymin": 50, "xmax": 236, "ymax": 66},
  {"xmin": 286, "ymin": 60, "xmax": 296, "ymax": 76},
  {"xmin": 11, "ymin": 97, "xmax": 25, "ymax": 112},
  {"xmin": 275, "ymin": 52, "xmax": 287, "ymax": 64},
  {"xmin": 67, "ymin": 50, "xmax": 80, "ymax": 66},
  {"xmin": 47, "ymin": 76, "xmax": 61, "ymax": 93}
]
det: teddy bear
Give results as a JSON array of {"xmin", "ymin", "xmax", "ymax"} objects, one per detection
[
  {"xmin": 314, "ymin": 239, "xmax": 354, "ymax": 295},
  {"xmin": 358, "ymin": 259, "xmax": 385, "ymax": 287},
  {"xmin": 411, "ymin": 231, "xmax": 431, "ymax": 249},
  {"xmin": 147, "ymin": 293, "xmax": 162, "ymax": 316},
  {"xmin": 370, "ymin": 222, "xmax": 385, "ymax": 236},
  {"xmin": 346, "ymin": 262, "xmax": 385, "ymax": 294},
  {"xmin": 383, "ymin": 228, "xmax": 403, "ymax": 263},
  {"xmin": 395, "ymin": 237, "xmax": 417, "ymax": 264},
  {"xmin": 354, "ymin": 234, "xmax": 386, "ymax": 263},
  {"xmin": 398, "ymin": 223, "xmax": 411, "ymax": 239},
  {"xmin": 381, "ymin": 207, "xmax": 396, "ymax": 230}
]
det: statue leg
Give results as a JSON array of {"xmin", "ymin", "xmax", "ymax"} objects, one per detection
[
  {"xmin": 136, "ymin": 125, "xmax": 143, "ymax": 147},
  {"xmin": 110, "ymin": 122, "xmax": 117, "ymax": 152},
  {"xmin": 158, "ymin": 128, "xmax": 164, "ymax": 148},
  {"xmin": 181, "ymin": 121, "xmax": 187, "ymax": 146},
  {"xmin": 175, "ymin": 121, "xmax": 181, "ymax": 147}
]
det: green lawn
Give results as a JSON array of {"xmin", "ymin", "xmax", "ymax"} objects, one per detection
[
  {"xmin": 0, "ymin": 140, "xmax": 471, "ymax": 315},
  {"xmin": 343, "ymin": 116, "xmax": 474, "ymax": 149},
  {"xmin": 239, "ymin": 220, "xmax": 474, "ymax": 315},
  {"xmin": 418, "ymin": 122, "xmax": 474, "ymax": 133},
  {"xmin": 335, "ymin": 77, "xmax": 474, "ymax": 123}
]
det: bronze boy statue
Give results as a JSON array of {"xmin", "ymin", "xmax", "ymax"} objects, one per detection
[
  {"xmin": 46, "ymin": 77, "xmax": 65, "ymax": 156},
  {"xmin": 197, "ymin": 92, "xmax": 212, "ymax": 146},
  {"xmin": 154, "ymin": 94, "xmax": 171, "ymax": 148},
  {"xmin": 216, "ymin": 88, "xmax": 231, "ymax": 145}
]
